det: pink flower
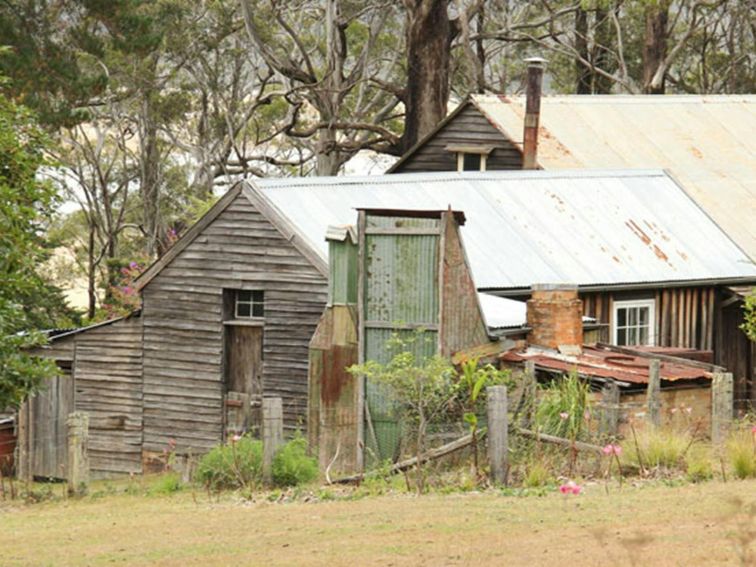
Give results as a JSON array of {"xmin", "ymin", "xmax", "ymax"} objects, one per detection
[
  {"xmin": 129, "ymin": 261, "xmax": 139, "ymax": 269},
  {"xmin": 560, "ymin": 412, "xmax": 569, "ymax": 420},
  {"xmin": 684, "ymin": 407, "xmax": 692, "ymax": 415},
  {"xmin": 751, "ymin": 425, "xmax": 756, "ymax": 435},
  {"xmin": 602, "ymin": 443, "xmax": 622, "ymax": 456},
  {"xmin": 670, "ymin": 407, "xmax": 677, "ymax": 414},
  {"xmin": 560, "ymin": 480, "xmax": 582, "ymax": 495},
  {"xmin": 231, "ymin": 434, "xmax": 242, "ymax": 443}
]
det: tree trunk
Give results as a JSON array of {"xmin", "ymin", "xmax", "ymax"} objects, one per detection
[
  {"xmin": 642, "ymin": 1, "xmax": 669, "ymax": 94},
  {"xmin": 140, "ymin": 93, "xmax": 162, "ymax": 257},
  {"xmin": 593, "ymin": 7, "xmax": 614, "ymax": 94},
  {"xmin": 87, "ymin": 226, "xmax": 96, "ymax": 319},
  {"xmin": 401, "ymin": 0, "xmax": 454, "ymax": 153},
  {"xmin": 575, "ymin": 7, "xmax": 591, "ymax": 94}
]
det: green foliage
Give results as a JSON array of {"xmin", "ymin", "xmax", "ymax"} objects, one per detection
[
  {"xmin": 196, "ymin": 435, "xmax": 318, "ymax": 491},
  {"xmin": 149, "ymin": 472, "xmax": 183, "ymax": 495},
  {"xmin": 742, "ymin": 289, "xmax": 756, "ymax": 342},
  {"xmin": 534, "ymin": 371, "xmax": 591, "ymax": 440},
  {"xmin": 0, "ymin": 90, "xmax": 69, "ymax": 409},
  {"xmin": 195, "ymin": 437, "xmax": 263, "ymax": 491},
  {"xmin": 271, "ymin": 436, "xmax": 318, "ymax": 488},
  {"xmin": 523, "ymin": 460, "xmax": 553, "ymax": 489},
  {"xmin": 726, "ymin": 429, "xmax": 756, "ymax": 480},
  {"xmin": 685, "ymin": 446, "xmax": 713, "ymax": 483},
  {"xmin": 348, "ymin": 331, "xmax": 457, "ymax": 493}
]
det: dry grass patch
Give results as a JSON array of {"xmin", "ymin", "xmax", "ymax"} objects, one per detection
[{"xmin": 0, "ymin": 479, "xmax": 754, "ymax": 566}]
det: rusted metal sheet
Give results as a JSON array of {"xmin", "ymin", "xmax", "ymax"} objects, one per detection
[
  {"xmin": 471, "ymin": 94, "xmax": 756, "ymax": 259},
  {"xmin": 500, "ymin": 345, "xmax": 712, "ymax": 386},
  {"xmin": 252, "ymin": 170, "xmax": 756, "ymax": 291}
]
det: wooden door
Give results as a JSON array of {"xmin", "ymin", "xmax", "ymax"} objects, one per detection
[
  {"xmin": 225, "ymin": 325, "xmax": 263, "ymax": 437},
  {"xmin": 26, "ymin": 369, "xmax": 74, "ymax": 479}
]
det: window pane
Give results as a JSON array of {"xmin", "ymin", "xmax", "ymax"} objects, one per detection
[
  {"xmin": 639, "ymin": 307, "xmax": 649, "ymax": 326},
  {"xmin": 639, "ymin": 326, "xmax": 649, "ymax": 345},
  {"xmin": 617, "ymin": 328, "xmax": 626, "ymax": 345},
  {"xmin": 617, "ymin": 308, "xmax": 626, "ymax": 326},
  {"xmin": 237, "ymin": 302, "xmax": 251, "ymax": 317},
  {"xmin": 237, "ymin": 290, "xmax": 252, "ymax": 303},
  {"xmin": 628, "ymin": 308, "xmax": 637, "ymax": 326},
  {"xmin": 463, "ymin": 153, "xmax": 482, "ymax": 171},
  {"xmin": 252, "ymin": 290, "xmax": 264, "ymax": 303},
  {"xmin": 628, "ymin": 327, "xmax": 637, "ymax": 345},
  {"xmin": 252, "ymin": 302, "xmax": 264, "ymax": 317}
]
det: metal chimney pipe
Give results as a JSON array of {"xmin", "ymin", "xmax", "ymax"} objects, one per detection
[{"xmin": 522, "ymin": 57, "xmax": 547, "ymax": 170}]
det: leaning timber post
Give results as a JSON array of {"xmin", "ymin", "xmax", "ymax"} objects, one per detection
[
  {"xmin": 711, "ymin": 372, "xmax": 734, "ymax": 446},
  {"xmin": 521, "ymin": 360, "xmax": 537, "ymax": 428},
  {"xmin": 67, "ymin": 412, "xmax": 89, "ymax": 496},
  {"xmin": 646, "ymin": 359, "xmax": 661, "ymax": 428},
  {"xmin": 600, "ymin": 380, "xmax": 620, "ymax": 438},
  {"xmin": 487, "ymin": 385, "xmax": 509, "ymax": 486},
  {"xmin": 262, "ymin": 397, "xmax": 284, "ymax": 485}
]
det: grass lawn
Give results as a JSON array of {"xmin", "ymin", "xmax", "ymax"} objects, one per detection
[{"xmin": 1, "ymin": 478, "xmax": 754, "ymax": 566}]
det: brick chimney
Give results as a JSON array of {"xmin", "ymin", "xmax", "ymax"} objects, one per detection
[
  {"xmin": 526, "ymin": 284, "xmax": 583, "ymax": 352},
  {"xmin": 522, "ymin": 57, "xmax": 546, "ymax": 170}
]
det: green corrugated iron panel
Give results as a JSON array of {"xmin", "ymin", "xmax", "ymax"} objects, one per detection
[
  {"xmin": 328, "ymin": 239, "xmax": 358, "ymax": 305},
  {"xmin": 365, "ymin": 234, "xmax": 439, "ymax": 324}
]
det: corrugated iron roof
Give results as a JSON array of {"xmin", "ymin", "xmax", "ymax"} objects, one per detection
[
  {"xmin": 470, "ymin": 94, "xmax": 756, "ymax": 260},
  {"xmin": 500, "ymin": 345, "xmax": 712, "ymax": 385},
  {"xmin": 250, "ymin": 170, "xmax": 756, "ymax": 291}
]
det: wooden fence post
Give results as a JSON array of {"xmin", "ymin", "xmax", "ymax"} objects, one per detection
[
  {"xmin": 16, "ymin": 402, "xmax": 31, "ymax": 483},
  {"xmin": 521, "ymin": 360, "xmax": 536, "ymax": 428},
  {"xmin": 646, "ymin": 359, "xmax": 661, "ymax": 428},
  {"xmin": 67, "ymin": 412, "xmax": 89, "ymax": 496},
  {"xmin": 262, "ymin": 397, "xmax": 284, "ymax": 484},
  {"xmin": 600, "ymin": 380, "xmax": 620, "ymax": 438},
  {"xmin": 711, "ymin": 372, "xmax": 734, "ymax": 446},
  {"xmin": 487, "ymin": 385, "xmax": 508, "ymax": 486}
]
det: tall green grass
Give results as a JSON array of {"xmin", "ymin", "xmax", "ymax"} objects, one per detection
[
  {"xmin": 726, "ymin": 429, "xmax": 756, "ymax": 479},
  {"xmin": 535, "ymin": 371, "xmax": 591, "ymax": 440}
]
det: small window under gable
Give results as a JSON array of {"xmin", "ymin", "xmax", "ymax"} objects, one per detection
[
  {"xmin": 446, "ymin": 144, "xmax": 494, "ymax": 172},
  {"xmin": 235, "ymin": 290, "xmax": 264, "ymax": 319},
  {"xmin": 613, "ymin": 299, "xmax": 655, "ymax": 346}
]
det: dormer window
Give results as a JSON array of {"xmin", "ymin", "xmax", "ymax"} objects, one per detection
[{"xmin": 446, "ymin": 144, "xmax": 494, "ymax": 172}]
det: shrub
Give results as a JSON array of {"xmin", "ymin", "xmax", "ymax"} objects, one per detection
[
  {"xmin": 622, "ymin": 427, "xmax": 691, "ymax": 471},
  {"xmin": 195, "ymin": 437, "xmax": 263, "ymax": 491},
  {"xmin": 726, "ymin": 429, "xmax": 756, "ymax": 479},
  {"xmin": 272, "ymin": 436, "xmax": 318, "ymax": 487}
]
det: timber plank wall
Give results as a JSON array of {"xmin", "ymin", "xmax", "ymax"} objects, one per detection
[
  {"xmin": 73, "ymin": 317, "xmax": 143, "ymax": 477},
  {"xmin": 141, "ymin": 191, "xmax": 328, "ymax": 455},
  {"xmin": 391, "ymin": 104, "xmax": 523, "ymax": 173}
]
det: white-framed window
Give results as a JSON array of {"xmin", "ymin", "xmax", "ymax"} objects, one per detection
[
  {"xmin": 235, "ymin": 290, "xmax": 264, "ymax": 318},
  {"xmin": 456, "ymin": 152, "xmax": 487, "ymax": 172},
  {"xmin": 612, "ymin": 299, "xmax": 655, "ymax": 346}
]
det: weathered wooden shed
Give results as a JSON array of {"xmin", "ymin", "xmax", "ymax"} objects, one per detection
[{"xmin": 21, "ymin": 314, "xmax": 143, "ymax": 478}]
